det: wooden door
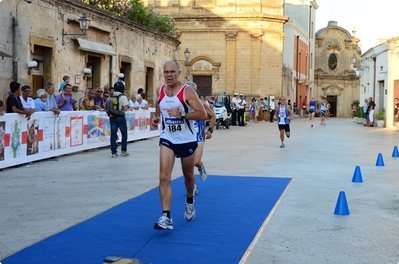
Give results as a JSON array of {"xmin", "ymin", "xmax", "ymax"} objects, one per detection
[{"xmin": 193, "ymin": 76, "xmax": 212, "ymax": 97}]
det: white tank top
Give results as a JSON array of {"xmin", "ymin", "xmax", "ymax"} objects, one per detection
[{"xmin": 158, "ymin": 84, "xmax": 196, "ymax": 144}]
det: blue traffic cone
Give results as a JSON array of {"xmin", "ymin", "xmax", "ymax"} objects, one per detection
[
  {"xmin": 351, "ymin": 166, "xmax": 363, "ymax": 182},
  {"xmin": 334, "ymin": 191, "xmax": 350, "ymax": 215},
  {"xmin": 392, "ymin": 146, "xmax": 399, "ymax": 158},
  {"xmin": 376, "ymin": 153, "xmax": 385, "ymax": 166}
]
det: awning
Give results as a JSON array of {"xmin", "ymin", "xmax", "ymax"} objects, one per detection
[{"xmin": 77, "ymin": 38, "xmax": 116, "ymax": 56}]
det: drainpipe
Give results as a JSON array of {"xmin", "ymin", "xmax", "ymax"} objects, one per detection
[
  {"xmin": 13, "ymin": 0, "xmax": 32, "ymax": 82},
  {"xmin": 296, "ymin": 35, "xmax": 299, "ymax": 104},
  {"xmin": 372, "ymin": 56, "xmax": 376, "ymax": 102},
  {"xmin": 13, "ymin": 16, "xmax": 18, "ymax": 82}
]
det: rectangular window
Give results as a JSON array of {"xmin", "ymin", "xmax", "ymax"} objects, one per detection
[{"xmin": 195, "ymin": 0, "xmax": 214, "ymax": 6}]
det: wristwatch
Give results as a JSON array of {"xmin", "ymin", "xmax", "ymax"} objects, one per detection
[
  {"xmin": 181, "ymin": 111, "xmax": 186, "ymax": 119},
  {"xmin": 207, "ymin": 127, "xmax": 213, "ymax": 134}
]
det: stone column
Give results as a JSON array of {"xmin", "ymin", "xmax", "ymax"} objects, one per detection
[
  {"xmin": 225, "ymin": 31, "xmax": 237, "ymax": 93},
  {"xmin": 251, "ymin": 32, "xmax": 262, "ymax": 95}
]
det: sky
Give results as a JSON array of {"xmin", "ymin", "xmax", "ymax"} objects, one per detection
[{"xmin": 315, "ymin": 0, "xmax": 399, "ymax": 53}]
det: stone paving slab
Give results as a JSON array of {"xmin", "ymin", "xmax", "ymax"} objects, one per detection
[{"xmin": 0, "ymin": 117, "xmax": 398, "ymax": 263}]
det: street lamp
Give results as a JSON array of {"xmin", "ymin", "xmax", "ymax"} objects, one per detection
[
  {"xmin": 62, "ymin": 13, "xmax": 91, "ymax": 45},
  {"xmin": 351, "ymin": 54, "xmax": 368, "ymax": 76}
]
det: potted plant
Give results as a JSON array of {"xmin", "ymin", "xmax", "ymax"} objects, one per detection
[
  {"xmin": 376, "ymin": 108, "xmax": 385, "ymax": 128},
  {"xmin": 352, "ymin": 100, "xmax": 360, "ymax": 122},
  {"xmin": 356, "ymin": 106, "xmax": 363, "ymax": 124}
]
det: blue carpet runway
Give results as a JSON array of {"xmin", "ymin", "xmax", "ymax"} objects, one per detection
[{"xmin": 2, "ymin": 176, "xmax": 291, "ymax": 264}]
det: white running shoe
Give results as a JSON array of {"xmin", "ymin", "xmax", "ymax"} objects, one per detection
[
  {"xmin": 193, "ymin": 184, "xmax": 198, "ymax": 196},
  {"xmin": 280, "ymin": 143, "xmax": 285, "ymax": 148},
  {"xmin": 184, "ymin": 200, "xmax": 196, "ymax": 221},
  {"xmin": 154, "ymin": 213, "xmax": 173, "ymax": 230},
  {"xmin": 198, "ymin": 164, "xmax": 208, "ymax": 182}
]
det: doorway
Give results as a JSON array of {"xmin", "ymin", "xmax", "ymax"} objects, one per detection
[
  {"xmin": 146, "ymin": 67, "xmax": 154, "ymax": 106},
  {"xmin": 87, "ymin": 56, "xmax": 101, "ymax": 89},
  {"xmin": 32, "ymin": 45, "xmax": 52, "ymax": 95},
  {"xmin": 327, "ymin": 95, "xmax": 337, "ymax": 117},
  {"xmin": 193, "ymin": 76, "xmax": 212, "ymax": 97}
]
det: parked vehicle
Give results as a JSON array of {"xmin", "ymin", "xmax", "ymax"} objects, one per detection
[{"xmin": 213, "ymin": 93, "xmax": 232, "ymax": 129}]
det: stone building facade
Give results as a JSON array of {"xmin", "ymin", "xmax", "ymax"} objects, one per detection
[
  {"xmin": 143, "ymin": 0, "xmax": 288, "ymax": 98},
  {"xmin": 314, "ymin": 21, "xmax": 360, "ymax": 117},
  {"xmin": 0, "ymin": 0, "xmax": 179, "ymax": 106}
]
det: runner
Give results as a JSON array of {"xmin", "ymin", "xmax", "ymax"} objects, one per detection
[
  {"xmin": 186, "ymin": 82, "xmax": 216, "ymax": 196},
  {"xmin": 308, "ymin": 97, "xmax": 317, "ymax": 127},
  {"xmin": 152, "ymin": 61, "xmax": 206, "ymax": 230},
  {"xmin": 274, "ymin": 96, "xmax": 292, "ymax": 148},
  {"xmin": 319, "ymin": 97, "xmax": 328, "ymax": 125}
]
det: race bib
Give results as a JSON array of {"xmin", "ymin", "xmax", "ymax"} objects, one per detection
[
  {"xmin": 165, "ymin": 118, "xmax": 185, "ymax": 132},
  {"xmin": 279, "ymin": 112, "xmax": 286, "ymax": 118}
]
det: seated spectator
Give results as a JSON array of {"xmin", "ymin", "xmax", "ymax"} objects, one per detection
[
  {"xmin": 45, "ymin": 82, "xmax": 60, "ymax": 116},
  {"xmin": 56, "ymin": 84, "xmax": 77, "ymax": 111},
  {"xmin": 20, "ymin": 85, "xmax": 36, "ymax": 112},
  {"xmin": 81, "ymin": 89, "xmax": 102, "ymax": 111},
  {"xmin": 78, "ymin": 90, "xmax": 89, "ymax": 110},
  {"xmin": 34, "ymin": 89, "xmax": 50, "ymax": 112},
  {"xmin": 128, "ymin": 94, "xmax": 139, "ymax": 110},
  {"xmin": 94, "ymin": 87, "xmax": 106, "ymax": 109},
  {"xmin": 136, "ymin": 94, "xmax": 149, "ymax": 110},
  {"xmin": 6, "ymin": 81, "xmax": 33, "ymax": 119}
]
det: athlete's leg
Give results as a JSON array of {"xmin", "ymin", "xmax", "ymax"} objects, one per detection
[
  {"xmin": 194, "ymin": 142, "xmax": 204, "ymax": 168},
  {"xmin": 181, "ymin": 153, "xmax": 196, "ymax": 198},
  {"xmin": 159, "ymin": 145, "xmax": 176, "ymax": 211},
  {"xmin": 279, "ymin": 129, "xmax": 285, "ymax": 142}
]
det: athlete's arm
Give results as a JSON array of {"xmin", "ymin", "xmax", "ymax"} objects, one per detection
[
  {"xmin": 152, "ymin": 87, "xmax": 161, "ymax": 125},
  {"xmin": 203, "ymin": 101, "xmax": 216, "ymax": 139},
  {"xmin": 183, "ymin": 86, "xmax": 207, "ymax": 120}
]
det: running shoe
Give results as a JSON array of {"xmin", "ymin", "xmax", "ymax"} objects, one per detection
[
  {"xmin": 311, "ymin": 124, "xmax": 313, "ymax": 127},
  {"xmin": 154, "ymin": 213, "xmax": 173, "ymax": 230},
  {"xmin": 198, "ymin": 164, "xmax": 208, "ymax": 182},
  {"xmin": 184, "ymin": 200, "xmax": 196, "ymax": 221},
  {"xmin": 193, "ymin": 184, "xmax": 198, "ymax": 196},
  {"xmin": 280, "ymin": 143, "xmax": 285, "ymax": 148}
]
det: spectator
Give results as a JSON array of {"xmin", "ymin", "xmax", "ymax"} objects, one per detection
[
  {"xmin": 82, "ymin": 89, "xmax": 102, "ymax": 111},
  {"xmin": 109, "ymin": 86, "xmax": 115, "ymax": 96},
  {"xmin": 367, "ymin": 97, "xmax": 376, "ymax": 127},
  {"xmin": 59, "ymin": 75, "xmax": 70, "ymax": 93},
  {"xmin": 136, "ymin": 94, "xmax": 149, "ymax": 110},
  {"xmin": 141, "ymin": 92, "xmax": 152, "ymax": 107},
  {"xmin": 249, "ymin": 98, "xmax": 256, "ymax": 122},
  {"xmin": 56, "ymin": 84, "xmax": 77, "ymax": 111},
  {"xmin": 20, "ymin": 85, "xmax": 36, "ymax": 111},
  {"xmin": 94, "ymin": 87, "xmax": 106, "ymax": 109},
  {"xmin": 137, "ymin": 87, "xmax": 143, "ymax": 96},
  {"xmin": 128, "ymin": 94, "xmax": 139, "ymax": 110},
  {"xmin": 262, "ymin": 97, "xmax": 269, "ymax": 122},
  {"xmin": 293, "ymin": 102, "xmax": 300, "ymax": 115},
  {"xmin": 34, "ymin": 89, "xmax": 49, "ymax": 112},
  {"xmin": 394, "ymin": 98, "xmax": 399, "ymax": 130},
  {"xmin": 103, "ymin": 91, "xmax": 110, "ymax": 102},
  {"xmin": 78, "ymin": 90, "xmax": 89, "ymax": 110},
  {"xmin": 1, "ymin": 89, "xmax": 12, "ymax": 112},
  {"xmin": 363, "ymin": 98, "xmax": 369, "ymax": 127},
  {"xmin": 301, "ymin": 98, "xmax": 307, "ymax": 117},
  {"xmin": 45, "ymin": 83, "xmax": 60, "ymax": 116},
  {"xmin": 6, "ymin": 82, "xmax": 33, "ymax": 119}
]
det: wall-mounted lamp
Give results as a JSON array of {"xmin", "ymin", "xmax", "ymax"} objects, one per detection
[
  {"xmin": 184, "ymin": 48, "xmax": 191, "ymax": 62},
  {"xmin": 118, "ymin": 73, "xmax": 125, "ymax": 78},
  {"xmin": 351, "ymin": 54, "xmax": 368, "ymax": 76},
  {"xmin": 27, "ymin": 60, "xmax": 37, "ymax": 75},
  {"xmin": 62, "ymin": 13, "xmax": 91, "ymax": 45},
  {"xmin": 83, "ymin": 67, "xmax": 91, "ymax": 80}
]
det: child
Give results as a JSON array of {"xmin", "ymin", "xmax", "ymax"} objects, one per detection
[{"xmin": 59, "ymin": 75, "xmax": 70, "ymax": 93}]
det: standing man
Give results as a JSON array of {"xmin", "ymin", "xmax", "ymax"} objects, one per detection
[
  {"xmin": 6, "ymin": 82, "xmax": 34, "ymax": 119},
  {"xmin": 152, "ymin": 61, "xmax": 206, "ymax": 230},
  {"xmin": 56, "ymin": 84, "xmax": 77, "ymax": 111},
  {"xmin": 94, "ymin": 87, "xmax": 106, "ymax": 109},
  {"xmin": 367, "ymin": 97, "xmax": 376, "ymax": 127},
  {"xmin": 274, "ymin": 96, "xmax": 292, "ymax": 148},
  {"xmin": 107, "ymin": 81, "xmax": 129, "ymax": 158},
  {"xmin": 19, "ymin": 85, "xmax": 36, "ymax": 112},
  {"xmin": 237, "ymin": 94, "xmax": 246, "ymax": 126},
  {"xmin": 308, "ymin": 97, "xmax": 317, "ymax": 127},
  {"xmin": 231, "ymin": 93, "xmax": 239, "ymax": 126},
  {"xmin": 186, "ymin": 81, "xmax": 216, "ymax": 195},
  {"xmin": 269, "ymin": 98, "xmax": 276, "ymax": 122},
  {"xmin": 394, "ymin": 98, "xmax": 399, "ymax": 130},
  {"xmin": 45, "ymin": 83, "xmax": 60, "ymax": 116}
]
